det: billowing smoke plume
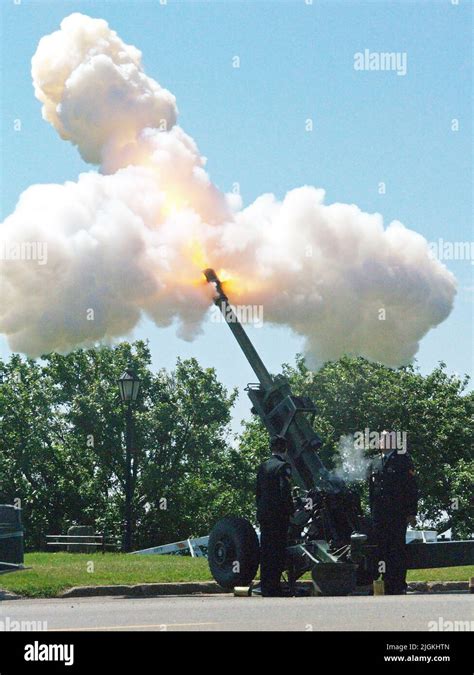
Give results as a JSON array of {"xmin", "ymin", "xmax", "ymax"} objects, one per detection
[
  {"xmin": 0, "ymin": 13, "xmax": 456, "ymax": 363},
  {"xmin": 31, "ymin": 13, "xmax": 177, "ymax": 165},
  {"xmin": 334, "ymin": 435, "xmax": 371, "ymax": 483}
]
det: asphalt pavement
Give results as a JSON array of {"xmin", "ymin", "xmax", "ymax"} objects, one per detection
[{"xmin": 0, "ymin": 593, "xmax": 472, "ymax": 631}]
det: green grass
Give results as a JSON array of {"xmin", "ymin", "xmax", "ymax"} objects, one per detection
[
  {"xmin": 407, "ymin": 566, "xmax": 473, "ymax": 583},
  {"xmin": 0, "ymin": 553, "xmax": 472, "ymax": 598},
  {"xmin": 0, "ymin": 552, "xmax": 212, "ymax": 598}
]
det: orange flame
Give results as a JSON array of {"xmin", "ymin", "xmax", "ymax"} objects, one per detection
[{"xmin": 178, "ymin": 239, "xmax": 266, "ymax": 300}]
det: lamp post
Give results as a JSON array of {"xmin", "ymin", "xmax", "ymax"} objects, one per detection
[{"xmin": 118, "ymin": 368, "xmax": 140, "ymax": 552}]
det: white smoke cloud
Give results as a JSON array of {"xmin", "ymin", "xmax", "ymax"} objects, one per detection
[
  {"xmin": 31, "ymin": 13, "xmax": 177, "ymax": 164},
  {"xmin": 333, "ymin": 435, "xmax": 371, "ymax": 483},
  {"xmin": 0, "ymin": 13, "xmax": 456, "ymax": 363}
]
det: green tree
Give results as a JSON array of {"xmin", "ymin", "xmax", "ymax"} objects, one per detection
[
  {"xmin": 0, "ymin": 342, "xmax": 239, "ymax": 550},
  {"xmin": 267, "ymin": 356, "xmax": 473, "ymax": 535},
  {"xmin": 1, "ymin": 348, "xmax": 472, "ymax": 549}
]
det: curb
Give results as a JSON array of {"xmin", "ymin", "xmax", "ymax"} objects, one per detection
[
  {"xmin": 2, "ymin": 580, "xmax": 470, "ymax": 601},
  {"xmin": 408, "ymin": 581, "xmax": 469, "ymax": 594},
  {"xmin": 59, "ymin": 579, "xmax": 470, "ymax": 598},
  {"xmin": 0, "ymin": 589, "xmax": 23, "ymax": 601},
  {"xmin": 60, "ymin": 581, "xmax": 228, "ymax": 598}
]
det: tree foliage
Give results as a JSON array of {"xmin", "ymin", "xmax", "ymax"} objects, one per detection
[
  {"xmin": 273, "ymin": 356, "xmax": 473, "ymax": 536},
  {"xmin": 0, "ymin": 342, "xmax": 239, "ymax": 549},
  {"xmin": 0, "ymin": 347, "xmax": 472, "ymax": 549}
]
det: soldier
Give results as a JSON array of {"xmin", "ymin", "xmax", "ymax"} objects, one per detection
[
  {"xmin": 368, "ymin": 431, "xmax": 418, "ymax": 595},
  {"xmin": 256, "ymin": 435, "xmax": 294, "ymax": 597}
]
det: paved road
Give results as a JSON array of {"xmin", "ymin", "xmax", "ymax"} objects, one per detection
[{"xmin": 0, "ymin": 593, "xmax": 472, "ymax": 631}]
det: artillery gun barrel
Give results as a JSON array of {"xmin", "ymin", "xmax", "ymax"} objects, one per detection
[
  {"xmin": 203, "ymin": 268, "xmax": 274, "ymax": 390},
  {"xmin": 203, "ymin": 267, "xmax": 339, "ymax": 494},
  {"xmin": 204, "ymin": 268, "xmax": 474, "ymax": 592}
]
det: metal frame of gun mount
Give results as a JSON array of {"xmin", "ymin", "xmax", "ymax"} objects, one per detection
[{"xmin": 203, "ymin": 268, "xmax": 474, "ymax": 596}]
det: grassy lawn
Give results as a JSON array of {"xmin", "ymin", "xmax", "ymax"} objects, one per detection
[
  {"xmin": 0, "ymin": 552, "xmax": 212, "ymax": 598},
  {"xmin": 0, "ymin": 553, "xmax": 472, "ymax": 598},
  {"xmin": 407, "ymin": 566, "xmax": 473, "ymax": 583}
]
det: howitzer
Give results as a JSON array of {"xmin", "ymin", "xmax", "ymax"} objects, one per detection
[{"xmin": 204, "ymin": 269, "xmax": 474, "ymax": 595}]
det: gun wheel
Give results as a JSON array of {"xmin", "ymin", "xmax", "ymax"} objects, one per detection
[{"xmin": 208, "ymin": 516, "xmax": 260, "ymax": 590}]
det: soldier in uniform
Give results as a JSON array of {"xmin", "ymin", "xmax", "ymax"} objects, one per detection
[
  {"xmin": 256, "ymin": 435, "xmax": 294, "ymax": 597},
  {"xmin": 368, "ymin": 431, "xmax": 418, "ymax": 595}
]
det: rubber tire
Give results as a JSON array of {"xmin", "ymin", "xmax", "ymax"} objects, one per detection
[{"xmin": 208, "ymin": 516, "xmax": 260, "ymax": 590}]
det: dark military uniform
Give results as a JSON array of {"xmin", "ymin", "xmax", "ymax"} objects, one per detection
[
  {"xmin": 368, "ymin": 451, "xmax": 418, "ymax": 594},
  {"xmin": 256, "ymin": 453, "xmax": 294, "ymax": 597}
]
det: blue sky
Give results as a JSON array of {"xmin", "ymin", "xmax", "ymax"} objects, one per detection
[{"xmin": 0, "ymin": 0, "xmax": 472, "ymax": 427}]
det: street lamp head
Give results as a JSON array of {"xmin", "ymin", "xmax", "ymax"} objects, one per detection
[{"xmin": 118, "ymin": 368, "xmax": 140, "ymax": 403}]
